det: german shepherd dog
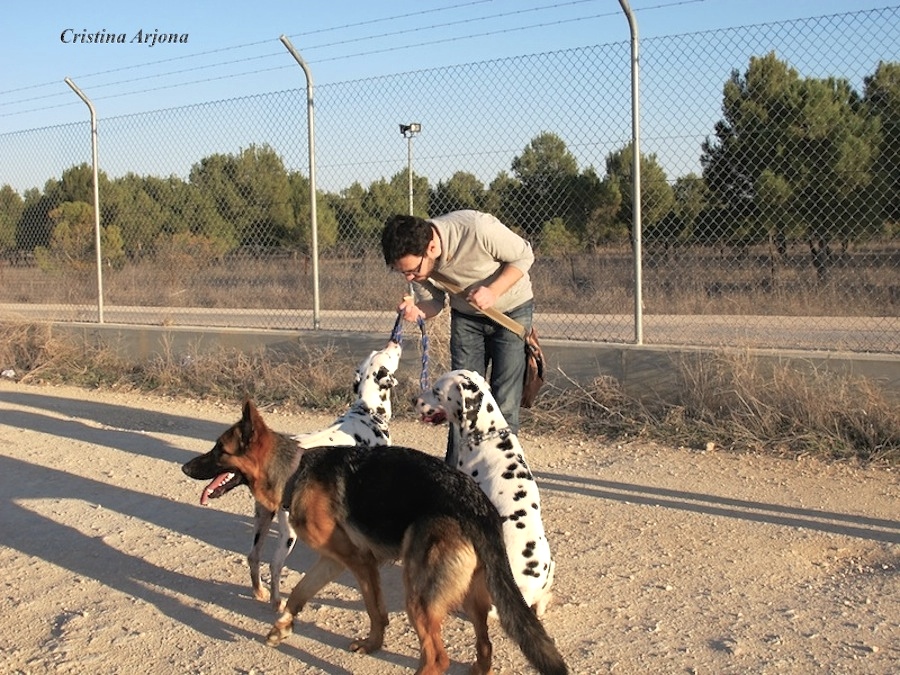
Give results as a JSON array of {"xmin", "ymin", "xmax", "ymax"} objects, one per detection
[
  {"xmin": 185, "ymin": 401, "xmax": 568, "ymax": 675},
  {"xmin": 182, "ymin": 341, "xmax": 402, "ymax": 610}
]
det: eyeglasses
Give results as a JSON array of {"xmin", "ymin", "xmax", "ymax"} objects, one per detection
[{"xmin": 397, "ymin": 254, "xmax": 425, "ymax": 278}]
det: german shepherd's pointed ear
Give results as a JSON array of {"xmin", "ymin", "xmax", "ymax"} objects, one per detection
[{"xmin": 239, "ymin": 398, "xmax": 266, "ymax": 448}]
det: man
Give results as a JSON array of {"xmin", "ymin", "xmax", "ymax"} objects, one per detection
[{"xmin": 381, "ymin": 210, "xmax": 535, "ymax": 466}]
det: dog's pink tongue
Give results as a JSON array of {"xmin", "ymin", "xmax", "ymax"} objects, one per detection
[
  {"xmin": 420, "ymin": 411, "xmax": 447, "ymax": 425},
  {"xmin": 199, "ymin": 472, "xmax": 234, "ymax": 505}
]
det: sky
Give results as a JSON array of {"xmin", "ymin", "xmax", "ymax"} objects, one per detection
[{"xmin": 1, "ymin": 0, "xmax": 895, "ymax": 133}]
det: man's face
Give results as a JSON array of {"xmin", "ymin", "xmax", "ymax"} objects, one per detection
[{"xmin": 394, "ymin": 252, "xmax": 432, "ymax": 281}]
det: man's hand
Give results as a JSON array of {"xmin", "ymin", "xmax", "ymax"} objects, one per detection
[
  {"xmin": 398, "ymin": 295, "xmax": 425, "ymax": 322},
  {"xmin": 466, "ymin": 285, "xmax": 497, "ymax": 310}
]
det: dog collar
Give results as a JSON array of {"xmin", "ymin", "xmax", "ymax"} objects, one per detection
[{"xmin": 471, "ymin": 427, "xmax": 511, "ymax": 444}]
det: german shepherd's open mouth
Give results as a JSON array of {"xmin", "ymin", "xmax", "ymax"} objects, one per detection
[
  {"xmin": 182, "ymin": 451, "xmax": 247, "ymax": 505},
  {"xmin": 198, "ymin": 470, "xmax": 245, "ymax": 505}
]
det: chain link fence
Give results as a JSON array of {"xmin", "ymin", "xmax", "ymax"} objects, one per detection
[{"xmin": 0, "ymin": 7, "xmax": 898, "ymax": 352}]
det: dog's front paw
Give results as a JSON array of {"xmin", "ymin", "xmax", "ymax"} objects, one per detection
[
  {"xmin": 271, "ymin": 597, "xmax": 287, "ymax": 614},
  {"xmin": 266, "ymin": 614, "xmax": 293, "ymax": 646},
  {"xmin": 253, "ymin": 586, "xmax": 270, "ymax": 603}
]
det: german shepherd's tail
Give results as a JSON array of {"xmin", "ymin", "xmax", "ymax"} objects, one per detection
[{"xmin": 463, "ymin": 516, "xmax": 568, "ymax": 675}]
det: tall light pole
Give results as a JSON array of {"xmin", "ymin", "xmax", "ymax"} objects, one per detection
[
  {"xmin": 65, "ymin": 78, "xmax": 104, "ymax": 324},
  {"xmin": 399, "ymin": 123, "xmax": 421, "ymax": 214}
]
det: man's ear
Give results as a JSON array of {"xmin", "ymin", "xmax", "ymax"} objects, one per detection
[{"xmin": 426, "ymin": 227, "xmax": 441, "ymax": 258}]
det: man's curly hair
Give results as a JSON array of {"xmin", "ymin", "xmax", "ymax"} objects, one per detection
[{"xmin": 381, "ymin": 215, "xmax": 432, "ymax": 266}]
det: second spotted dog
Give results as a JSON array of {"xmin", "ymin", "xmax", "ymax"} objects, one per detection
[{"xmin": 416, "ymin": 368, "xmax": 555, "ymax": 616}]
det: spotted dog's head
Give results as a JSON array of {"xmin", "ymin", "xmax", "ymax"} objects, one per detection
[
  {"xmin": 415, "ymin": 369, "xmax": 504, "ymax": 434},
  {"xmin": 352, "ymin": 339, "xmax": 402, "ymax": 418}
]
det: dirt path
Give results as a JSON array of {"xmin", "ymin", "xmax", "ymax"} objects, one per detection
[{"xmin": 0, "ymin": 380, "xmax": 897, "ymax": 674}]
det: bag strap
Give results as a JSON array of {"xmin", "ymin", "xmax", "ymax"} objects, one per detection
[{"xmin": 428, "ymin": 270, "xmax": 528, "ymax": 341}]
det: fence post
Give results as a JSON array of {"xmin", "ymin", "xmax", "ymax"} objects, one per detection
[
  {"xmin": 618, "ymin": 0, "xmax": 643, "ymax": 344},
  {"xmin": 280, "ymin": 35, "xmax": 321, "ymax": 330},
  {"xmin": 64, "ymin": 77, "xmax": 105, "ymax": 324}
]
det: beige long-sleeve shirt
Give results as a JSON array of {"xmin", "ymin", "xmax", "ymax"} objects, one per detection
[{"xmin": 413, "ymin": 210, "xmax": 535, "ymax": 316}]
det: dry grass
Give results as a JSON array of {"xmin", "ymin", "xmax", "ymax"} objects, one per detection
[
  {"xmin": 663, "ymin": 350, "xmax": 900, "ymax": 464},
  {"xmin": 4, "ymin": 244, "xmax": 899, "ymax": 317},
  {"xmin": 0, "ymin": 320, "xmax": 896, "ymax": 466}
]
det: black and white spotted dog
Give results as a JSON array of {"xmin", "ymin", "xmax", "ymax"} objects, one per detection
[
  {"xmin": 415, "ymin": 368, "xmax": 555, "ymax": 616},
  {"xmin": 255, "ymin": 340, "xmax": 402, "ymax": 609},
  {"xmin": 291, "ymin": 340, "xmax": 401, "ymax": 449}
]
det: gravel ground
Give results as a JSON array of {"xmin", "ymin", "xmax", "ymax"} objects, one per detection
[{"xmin": 0, "ymin": 380, "xmax": 897, "ymax": 674}]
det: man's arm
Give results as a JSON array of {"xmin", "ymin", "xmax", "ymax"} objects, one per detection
[{"xmin": 468, "ymin": 263, "xmax": 523, "ymax": 310}]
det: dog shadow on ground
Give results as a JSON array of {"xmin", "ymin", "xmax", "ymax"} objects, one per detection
[
  {"xmin": 2, "ymin": 454, "xmax": 252, "ymax": 641},
  {"xmin": 535, "ymin": 470, "xmax": 900, "ymax": 544},
  {"xmin": 0, "ymin": 406, "xmax": 421, "ymax": 671},
  {"xmin": 0, "ymin": 389, "xmax": 225, "ymax": 443}
]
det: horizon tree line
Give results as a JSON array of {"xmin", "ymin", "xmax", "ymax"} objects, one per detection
[{"xmin": 0, "ymin": 54, "xmax": 897, "ymax": 282}]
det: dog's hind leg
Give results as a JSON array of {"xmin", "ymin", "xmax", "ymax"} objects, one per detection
[
  {"xmin": 533, "ymin": 558, "xmax": 556, "ymax": 618},
  {"xmin": 249, "ymin": 503, "xmax": 275, "ymax": 602},
  {"xmin": 462, "ymin": 567, "xmax": 494, "ymax": 675},
  {"xmin": 266, "ymin": 555, "xmax": 345, "ymax": 647},
  {"xmin": 404, "ymin": 517, "xmax": 480, "ymax": 675},
  {"xmin": 269, "ymin": 509, "xmax": 297, "ymax": 612}
]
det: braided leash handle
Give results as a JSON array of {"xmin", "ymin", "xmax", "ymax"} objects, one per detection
[
  {"xmin": 388, "ymin": 311, "xmax": 431, "ymax": 393},
  {"xmin": 415, "ymin": 315, "xmax": 445, "ymax": 423},
  {"xmin": 417, "ymin": 316, "xmax": 430, "ymax": 392}
]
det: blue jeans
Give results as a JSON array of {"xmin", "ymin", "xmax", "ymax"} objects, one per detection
[{"xmin": 444, "ymin": 300, "xmax": 534, "ymax": 466}]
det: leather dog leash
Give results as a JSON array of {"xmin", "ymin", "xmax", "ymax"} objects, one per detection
[{"xmin": 428, "ymin": 270, "xmax": 528, "ymax": 341}]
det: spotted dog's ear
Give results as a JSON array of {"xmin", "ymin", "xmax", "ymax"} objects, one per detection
[
  {"xmin": 450, "ymin": 378, "xmax": 469, "ymax": 425},
  {"xmin": 375, "ymin": 366, "xmax": 397, "ymax": 389},
  {"xmin": 462, "ymin": 372, "xmax": 482, "ymax": 392},
  {"xmin": 458, "ymin": 372, "xmax": 481, "ymax": 408},
  {"xmin": 458, "ymin": 373, "xmax": 484, "ymax": 431}
]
